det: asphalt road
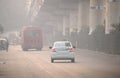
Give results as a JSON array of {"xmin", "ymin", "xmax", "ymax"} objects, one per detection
[{"xmin": 0, "ymin": 45, "xmax": 120, "ymax": 78}]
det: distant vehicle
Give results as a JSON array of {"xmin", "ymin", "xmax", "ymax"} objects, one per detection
[
  {"xmin": 8, "ymin": 33, "xmax": 20, "ymax": 45},
  {"xmin": 21, "ymin": 26, "xmax": 43, "ymax": 51},
  {"xmin": 0, "ymin": 38, "xmax": 9, "ymax": 52},
  {"xmin": 49, "ymin": 41, "xmax": 75, "ymax": 63}
]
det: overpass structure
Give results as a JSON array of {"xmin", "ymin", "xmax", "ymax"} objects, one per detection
[
  {"xmin": 0, "ymin": 0, "xmax": 120, "ymax": 53},
  {"xmin": 27, "ymin": 0, "xmax": 120, "ymax": 35},
  {"xmin": 0, "ymin": 0, "xmax": 119, "ymax": 34}
]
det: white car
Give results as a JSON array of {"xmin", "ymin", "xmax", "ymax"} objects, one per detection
[{"xmin": 49, "ymin": 41, "xmax": 75, "ymax": 63}]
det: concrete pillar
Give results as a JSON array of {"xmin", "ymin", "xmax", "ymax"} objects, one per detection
[
  {"xmin": 69, "ymin": 12, "xmax": 77, "ymax": 34},
  {"xmin": 109, "ymin": 1, "xmax": 120, "ymax": 24},
  {"xmin": 105, "ymin": 0, "xmax": 120, "ymax": 34},
  {"xmin": 69, "ymin": 13, "xmax": 74, "ymax": 34},
  {"xmin": 69, "ymin": 13, "xmax": 72, "ymax": 34},
  {"xmin": 77, "ymin": 2, "xmax": 82, "ymax": 32},
  {"xmin": 62, "ymin": 17, "xmax": 67, "ymax": 36},
  {"xmin": 77, "ymin": 0, "xmax": 89, "ymax": 33},
  {"xmin": 89, "ymin": 0, "xmax": 104, "ymax": 34},
  {"xmin": 96, "ymin": 0, "xmax": 105, "ymax": 26},
  {"xmin": 105, "ymin": 0, "xmax": 110, "ymax": 34},
  {"xmin": 57, "ymin": 22, "xmax": 61, "ymax": 31}
]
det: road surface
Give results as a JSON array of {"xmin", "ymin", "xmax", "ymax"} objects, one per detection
[{"xmin": 0, "ymin": 45, "xmax": 120, "ymax": 78}]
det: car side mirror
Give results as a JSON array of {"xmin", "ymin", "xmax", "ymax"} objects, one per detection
[{"xmin": 49, "ymin": 46, "xmax": 52, "ymax": 49}]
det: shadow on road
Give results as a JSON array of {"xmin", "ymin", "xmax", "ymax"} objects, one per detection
[
  {"xmin": 52, "ymin": 60, "xmax": 77, "ymax": 63},
  {"xmin": 0, "ymin": 71, "xmax": 8, "ymax": 76}
]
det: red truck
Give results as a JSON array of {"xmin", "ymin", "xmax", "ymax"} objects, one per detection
[{"xmin": 21, "ymin": 26, "xmax": 43, "ymax": 51}]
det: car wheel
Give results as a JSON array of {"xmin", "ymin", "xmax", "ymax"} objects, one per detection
[
  {"xmin": 71, "ymin": 59, "xmax": 75, "ymax": 63},
  {"xmin": 51, "ymin": 59, "xmax": 54, "ymax": 63}
]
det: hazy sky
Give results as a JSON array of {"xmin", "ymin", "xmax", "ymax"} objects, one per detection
[{"xmin": 0, "ymin": 0, "xmax": 27, "ymax": 31}]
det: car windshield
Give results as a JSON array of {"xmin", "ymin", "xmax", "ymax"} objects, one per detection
[{"xmin": 54, "ymin": 42, "xmax": 71, "ymax": 48}]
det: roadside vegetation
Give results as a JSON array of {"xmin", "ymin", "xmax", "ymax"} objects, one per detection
[{"xmin": 53, "ymin": 23, "xmax": 120, "ymax": 55}]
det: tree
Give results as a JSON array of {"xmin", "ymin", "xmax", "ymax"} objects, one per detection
[
  {"xmin": 91, "ymin": 25, "xmax": 105, "ymax": 51},
  {"xmin": 111, "ymin": 23, "xmax": 120, "ymax": 54},
  {"xmin": 112, "ymin": 23, "xmax": 120, "ymax": 31}
]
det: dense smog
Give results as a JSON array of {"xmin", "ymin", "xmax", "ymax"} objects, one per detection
[{"xmin": 0, "ymin": 0, "xmax": 120, "ymax": 78}]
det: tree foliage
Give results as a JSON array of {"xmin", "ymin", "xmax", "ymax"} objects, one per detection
[{"xmin": 112, "ymin": 23, "xmax": 120, "ymax": 31}]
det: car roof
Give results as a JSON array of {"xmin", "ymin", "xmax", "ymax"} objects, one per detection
[{"xmin": 54, "ymin": 41, "xmax": 71, "ymax": 43}]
